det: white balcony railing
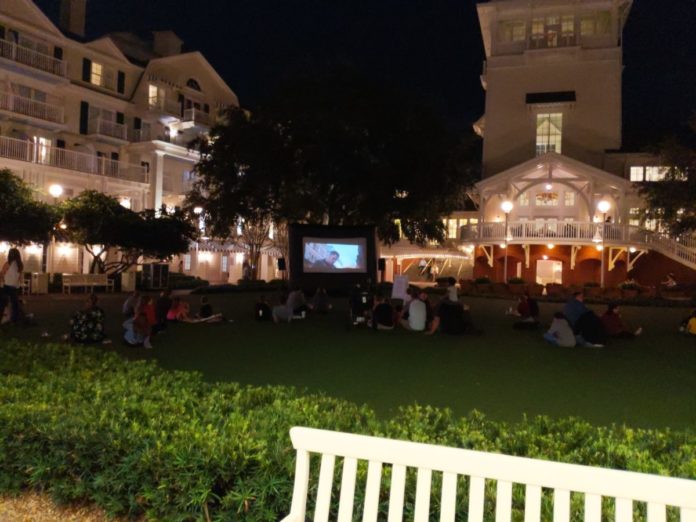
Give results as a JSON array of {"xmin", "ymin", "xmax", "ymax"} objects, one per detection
[
  {"xmin": 0, "ymin": 91, "xmax": 64, "ymax": 124},
  {"xmin": 183, "ymin": 108, "xmax": 211, "ymax": 126},
  {"xmin": 461, "ymin": 221, "xmax": 696, "ymax": 269},
  {"xmin": 132, "ymin": 128, "xmax": 151, "ymax": 142},
  {"xmin": 148, "ymin": 97, "xmax": 181, "ymax": 117},
  {"xmin": 0, "ymin": 135, "xmax": 148, "ymax": 183},
  {"xmin": 0, "ymin": 39, "xmax": 66, "ymax": 77},
  {"xmin": 88, "ymin": 118, "xmax": 127, "ymax": 140}
]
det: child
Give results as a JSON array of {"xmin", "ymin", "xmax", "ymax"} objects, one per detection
[{"xmin": 543, "ymin": 312, "xmax": 576, "ymax": 347}]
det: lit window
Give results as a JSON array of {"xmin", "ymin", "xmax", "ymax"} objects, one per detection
[
  {"xmin": 629, "ymin": 207, "xmax": 641, "ymax": 226},
  {"xmin": 447, "ymin": 219, "xmax": 458, "ymax": 239},
  {"xmin": 536, "ymin": 113, "xmax": 562, "ymax": 155},
  {"xmin": 535, "ymin": 192, "xmax": 559, "ymax": 207},
  {"xmin": 561, "ymin": 16, "xmax": 575, "ymax": 45},
  {"xmin": 630, "ymin": 166, "xmax": 644, "ymax": 182},
  {"xmin": 518, "ymin": 192, "xmax": 529, "ymax": 206},
  {"xmin": 221, "ymin": 256, "xmax": 228, "ymax": 272},
  {"xmin": 500, "ymin": 20, "xmax": 526, "ymax": 43},
  {"xmin": 90, "ymin": 62, "xmax": 103, "ymax": 86},
  {"xmin": 148, "ymin": 84, "xmax": 158, "ymax": 108},
  {"xmin": 531, "ymin": 18, "xmax": 545, "ymax": 47},
  {"xmin": 183, "ymin": 254, "xmax": 191, "ymax": 270},
  {"xmin": 645, "ymin": 166, "xmax": 667, "ymax": 182},
  {"xmin": 268, "ymin": 222, "xmax": 274, "ymax": 239},
  {"xmin": 580, "ymin": 16, "xmax": 596, "ymax": 36},
  {"xmin": 564, "ymin": 192, "xmax": 575, "ymax": 206},
  {"xmin": 469, "ymin": 218, "xmax": 478, "ymax": 224}
]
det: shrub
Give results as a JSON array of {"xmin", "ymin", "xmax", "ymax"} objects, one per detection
[
  {"xmin": 508, "ymin": 277, "xmax": 525, "ymax": 284},
  {"xmin": 1, "ymin": 340, "xmax": 695, "ymax": 520},
  {"xmin": 168, "ymin": 272, "xmax": 210, "ymax": 290},
  {"xmin": 474, "ymin": 277, "xmax": 491, "ymax": 284},
  {"xmin": 584, "ymin": 281, "xmax": 600, "ymax": 287}
]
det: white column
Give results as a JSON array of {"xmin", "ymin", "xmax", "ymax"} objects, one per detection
[{"xmin": 153, "ymin": 151, "xmax": 165, "ymax": 210}]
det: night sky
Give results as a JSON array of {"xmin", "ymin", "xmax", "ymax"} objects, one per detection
[{"xmin": 36, "ymin": 0, "xmax": 696, "ymax": 147}]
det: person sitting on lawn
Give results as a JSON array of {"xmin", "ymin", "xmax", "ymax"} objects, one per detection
[
  {"xmin": 287, "ymin": 286, "xmax": 309, "ymax": 317},
  {"xmin": 508, "ymin": 292, "xmax": 540, "ymax": 330},
  {"xmin": 69, "ymin": 294, "xmax": 109, "ymax": 345},
  {"xmin": 371, "ymin": 292, "xmax": 395, "ymax": 330},
  {"xmin": 155, "ymin": 289, "xmax": 173, "ymax": 331},
  {"xmin": 562, "ymin": 292, "xmax": 589, "ymax": 330},
  {"xmin": 122, "ymin": 291, "xmax": 140, "ymax": 318},
  {"xmin": 400, "ymin": 290, "xmax": 433, "ymax": 332},
  {"xmin": 123, "ymin": 305, "xmax": 152, "ymax": 348},
  {"xmin": 543, "ymin": 312, "xmax": 576, "ymax": 347},
  {"xmin": 574, "ymin": 310, "xmax": 606, "ymax": 347},
  {"xmin": 255, "ymin": 295, "xmax": 272, "ymax": 321},
  {"xmin": 446, "ymin": 277, "xmax": 458, "ymax": 302},
  {"xmin": 661, "ymin": 272, "xmax": 678, "ymax": 288},
  {"xmin": 166, "ymin": 297, "xmax": 191, "ymax": 322},
  {"xmin": 310, "ymin": 287, "xmax": 332, "ymax": 314},
  {"xmin": 194, "ymin": 296, "xmax": 223, "ymax": 322},
  {"xmin": 600, "ymin": 303, "xmax": 642, "ymax": 338},
  {"xmin": 272, "ymin": 292, "xmax": 293, "ymax": 323}
]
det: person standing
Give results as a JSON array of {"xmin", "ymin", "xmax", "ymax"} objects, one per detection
[{"xmin": 0, "ymin": 248, "xmax": 23, "ymax": 324}]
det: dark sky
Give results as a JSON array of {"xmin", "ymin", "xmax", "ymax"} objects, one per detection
[{"xmin": 37, "ymin": 0, "xmax": 696, "ymax": 147}]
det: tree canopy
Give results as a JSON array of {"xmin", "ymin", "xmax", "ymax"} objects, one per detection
[
  {"xmin": 0, "ymin": 169, "xmax": 57, "ymax": 245},
  {"xmin": 189, "ymin": 69, "xmax": 479, "ymax": 249},
  {"xmin": 61, "ymin": 191, "xmax": 196, "ymax": 273},
  {"xmin": 640, "ymin": 120, "xmax": 696, "ymax": 235}
]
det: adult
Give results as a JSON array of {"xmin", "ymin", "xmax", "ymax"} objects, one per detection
[
  {"xmin": 194, "ymin": 296, "xmax": 223, "ymax": 322},
  {"xmin": 69, "ymin": 294, "xmax": 108, "ymax": 344},
  {"xmin": 311, "ymin": 287, "xmax": 332, "ymax": 314},
  {"xmin": 272, "ymin": 293, "xmax": 293, "ymax": 323},
  {"xmin": 287, "ymin": 287, "xmax": 309, "ymax": 317},
  {"xmin": 372, "ymin": 293, "xmax": 395, "ymax": 330},
  {"xmin": 0, "ymin": 247, "xmax": 23, "ymax": 324},
  {"xmin": 400, "ymin": 290, "xmax": 432, "ymax": 332},
  {"xmin": 122, "ymin": 291, "xmax": 140, "ymax": 318},
  {"xmin": 661, "ymin": 273, "xmax": 678, "ymax": 288},
  {"xmin": 255, "ymin": 295, "xmax": 272, "ymax": 321},
  {"xmin": 123, "ymin": 305, "xmax": 152, "ymax": 348},
  {"xmin": 446, "ymin": 277, "xmax": 458, "ymax": 302},
  {"xmin": 155, "ymin": 289, "xmax": 173, "ymax": 330},
  {"xmin": 600, "ymin": 304, "xmax": 642, "ymax": 338},
  {"xmin": 167, "ymin": 297, "xmax": 191, "ymax": 322},
  {"xmin": 428, "ymin": 299, "xmax": 473, "ymax": 335},
  {"xmin": 543, "ymin": 312, "xmax": 576, "ymax": 347},
  {"xmin": 562, "ymin": 292, "xmax": 589, "ymax": 330},
  {"xmin": 563, "ymin": 292, "xmax": 605, "ymax": 347},
  {"xmin": 512, "ymin": 293, "xmax": 540, "ymax": 330}
]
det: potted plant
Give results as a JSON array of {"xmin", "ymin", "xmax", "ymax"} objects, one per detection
[
  {"xmin": 507, "ymin": 277, "xmax": 526, "ymax": 295},
  {"xmin": 474, "ymin": 276, "xmax": 492, "ymax": 294},
  {"xmin": 619, "ymin": 280, "xmax": 640, "ymax": 299},
  {"xmin": 583, "ymin": 281, "xmax": 602, "ymax": 298}
]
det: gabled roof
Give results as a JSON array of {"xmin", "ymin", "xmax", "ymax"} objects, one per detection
[
  {"xmin": 84, "ymin": 36, "xmax": 131, "ymax": 64},
  {"xmin": 0, "ymin": 0, "xmax": 64, "ymax": 39},
  {"xmin": 476, "ymin": 152, "xmax": 632, "ymax": 194}
]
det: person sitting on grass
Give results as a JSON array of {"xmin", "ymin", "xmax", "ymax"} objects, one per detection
[
  {"xmin": 255, "ymin": 295, "xmax": 272, "ymax": 321},
  {"xmin": 371, "ymin": 292, "xmax": 395, "ymax": 330},
  {"xmin": 69, "ymin": 294, "xmax": 110, "ymax": 345},
  {"xmin": 193, "ymin": 296, "xmax": 224, "ymax": 322},
  {"xmin": 562, "ymin": 292, "xmax": 589, "ymax": 330},
  {"xmin": 166, "ymin": 297, "xmax": 191, "ymax": 322},
  {"xmin": 311, "ymin": 287, "xmax": 332, "ymax": 314},
  {"xmin": 507, "ymin": 292, "xmax": 540, "ymax": 330},
  {"xmin": 400, "ymin": 290, "xmax": 432, "ymax": 332},
  {"xmin": 155, "ymin": 289, "xmax": 173, "ymax": 331},
  {"xmin": 123, "ymin": 304, "xmax": 152, "ymax": 349},
  {"xmin": 600, "ymin": 303, "xmax": 642, "ymax": 339},
  {"xmin": 272, "ymin": 293, "xmax": 293, "ymax": 323},
  {"xmin": 287, "ymin": 286, "xmax": 309, "ymax": 317},
  {"xmin": 122, "ymin": 290, "xmax": 139, "ymax": 318},
  {"xmin": 543, "ymin": 312, "xmax": 576, "ymax": 347},
  {"xmin": 446, "ymin": 277, "xmax": 458, "ymax": 302}
]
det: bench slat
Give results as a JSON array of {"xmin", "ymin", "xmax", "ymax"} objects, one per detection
[
  {"xmin": 553, "ymin": 488, "xmax": 570, "ymax": 521},
  {"xmin": 646, "ymin": 502, "xmax": 666, "ymax": 522},
  {"xmin": 615, "ymin": 498, "xmax": 632, "ymax": 522},
  {"xmin": 439, "ymin": 471, "xmax": 457, "ymax": 522},
  {"xmin": 584, "ymin": 493, "xmax": 601, "ymax": 522},
  {"xmin": 496, "ymin": 480, "xmax": 512, "ymax": 522},
  {"xmin": 337, "ymin": 457, "xmax": 357, "ymax": 522},
  {"xmin": 314, "ymin": 454, "xmax": 335, "ymax": 522},
  {"xmin": 387, "ymin": 464, "xmax": 406, "ymax": 522},
  {"xmin": 290, "ymin": 449, "xmax": 311, "ymax": 521},
  {"xmin": 468, "ymin": 476, "xmax": 485, "ymax": 522},
  {"xmin": 524, "ymin": 484, "xmax": 542, "ymax": 522},
  {"xmin": 362, "ymin": 460, "xmax": 382, "ymax": 522},
  {"xmin": 414, "ymin": 468, "xmax": 432, "ymax": 522}
]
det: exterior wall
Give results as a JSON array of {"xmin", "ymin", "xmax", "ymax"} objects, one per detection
[{"xmin": 630, "ymin": 251, "xmax": 696, "ymax": 287}]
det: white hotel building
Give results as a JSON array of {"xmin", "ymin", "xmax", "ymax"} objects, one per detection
[{"xmin": 0, "ymin": 0, "xmax": 272, "ymax": 285}]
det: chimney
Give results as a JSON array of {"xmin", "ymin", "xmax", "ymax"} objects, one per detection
[
  {"xmin": 59, "ymin": 0, "xmax": 87, "ymax": 37},
  {"xmin": 152, "ymin": 31, "xmax": 183, "ymax": 57}
]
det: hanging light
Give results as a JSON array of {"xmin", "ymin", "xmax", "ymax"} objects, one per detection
[
  {"xmin": 547, "ymin": 243, "xmax": 554, "ymax": 249},
  {"xmin": 545, "ymin": 183, "xmax": 552, "ymax": 191},
  {"xmin": 596, "ymin": 244, "xmax": 604, "ymax": 251},
  {"xmin": 48, "ymin": 184, "xmax": 63, "ymax": 198}
]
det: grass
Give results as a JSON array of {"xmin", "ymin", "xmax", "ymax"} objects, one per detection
[{"xmin": 5, "ymin": 291, "xmax": 696, "ymax": 430}]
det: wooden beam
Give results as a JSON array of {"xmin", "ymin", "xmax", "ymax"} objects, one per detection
[
  {"xmin": 570, "ymin": 245, "xmax": 581, "ymax": 270},
  {"xmin": 627, "ymin": 249, "xmax": 647, "ymax": 272},
  {"xmin": 523, "ymin": 244, "xmax": 530, "ymax": 269},
  {"xmin": 608, "ymin": 247, "xmax": 626, "ymax": 272},
  {"xmin": 480, "ymin": 245, "xmax": 494, "ymax": 267}
]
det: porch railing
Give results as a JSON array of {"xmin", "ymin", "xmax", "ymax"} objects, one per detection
[
  {"xmin": 461, "ymin": 221, "xmax": 696, "ymax": 269},
  {"xmin": 0, "ymin": 135, "xmax": 149, "ymax": 183},
  {"xmin": 0, "ymin": 91, "xmax": 64, "ymax": 124},
  {"xmin": 0, "ymin": 39, "xmax": 67, "ymax": 77},
  {"xmin": 182, "ymin": 108, "xmax": 211, "ymax": 126},
  {"xmin": 148, "ymin": 97, "xmax": 181, "ymax": 117},
  {"xmin": 89, "ymin": 118, "xmax": 127, "ymax": 140}
]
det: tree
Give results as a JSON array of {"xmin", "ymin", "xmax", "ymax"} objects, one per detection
[
  {"xmin": 62, "ymin": 191, "xmax": 196, "ymax": 273},
  {"xmin": 0, "ymin": 169, "xmax": 57, "ymax": 245},
  {"xmin": 189, "ymin": 69, "xmax": 479, "ymax": 277},
  {"xmin": 639, "ymin": 120, "xmax": 696, "ymax": 235}
]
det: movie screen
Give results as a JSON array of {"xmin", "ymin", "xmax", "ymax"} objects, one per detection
[{"xmin": 303, "ymin": 238, "xmax": 367, "ymax": 273}]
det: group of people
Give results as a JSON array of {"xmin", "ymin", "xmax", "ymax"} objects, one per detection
[
  {"xmin": 254, "ymin": 286, "xmax": 333, "ymax": 323},
  {"xmin": 543, "ymin": 292, "xmax": 643, "ymax": 348}
]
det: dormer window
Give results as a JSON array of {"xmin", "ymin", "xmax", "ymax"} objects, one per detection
[{"xmin": 186, "ymin": 78, "xmax": 201, "ymax": 91}]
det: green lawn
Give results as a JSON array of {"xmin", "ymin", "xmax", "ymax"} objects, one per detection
[{"xmin": 5, "ymin": 291, "xmax": 696, "ymax": 430}]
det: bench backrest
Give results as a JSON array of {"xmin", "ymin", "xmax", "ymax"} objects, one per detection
[{"xmin": 285, "ymin": 427, "xmax": 696, "ymax": 522}]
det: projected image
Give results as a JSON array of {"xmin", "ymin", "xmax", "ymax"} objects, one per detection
[{"xmin": 303, "ymin": 237, "xmax": 367, "ymax": 273}]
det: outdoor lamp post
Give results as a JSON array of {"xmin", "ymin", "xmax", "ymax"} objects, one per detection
[
  {"xmin": 48, "ymin": 183, "xmax": 63, "ymax": 203},
  {"xmin": 597, "ymin": 200, "xmax": 611, "ymax": 288},
  {"xmin": 501, "ymin": 200, "xmax": 513, "ymax": 283}
]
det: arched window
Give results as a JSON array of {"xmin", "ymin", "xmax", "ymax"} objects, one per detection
[{"xmin": 186, "ymin": 78, "xmax": 201, "ymax": 91}]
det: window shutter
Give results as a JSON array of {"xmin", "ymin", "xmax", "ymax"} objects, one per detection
[
  {"xmin": 56, "ymin": 139, "xmax": 66, "ymax": 149},
  {"xmin": 53, "ymin": 46, "xmax": 63, "ymax": 60},
  {"xmin": 116, "ymin": 112, "xmax": 125, "ymax": 125},
  {"xmin": 117, "ymin": 71, "xmax": 125, "ymax": 94},
  {"xmin": 178, "ymin": 94, "xmax": 184, "ymax": 116},
  {"xmin": 82, "ymin": 58, "xmax": 91, "ymax": 82},
  {"xmin": 111, "ymin": 152, "xmax": 119, "ymax": 161},
  {"xmin": 134, "ymin": 117, "xmax": 142, "ymax": 130},
  {"xmin": 0, "ymin": 26, "xmax": 5, "ymax": 40},
  {"xmin": 79, "ymin": 101, "xmax": 89, "ymax": 134}
]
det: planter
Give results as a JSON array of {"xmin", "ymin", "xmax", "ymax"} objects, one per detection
[{"xmin": 583, "ymin": 286, "xmax": 602, "ymax": 298}]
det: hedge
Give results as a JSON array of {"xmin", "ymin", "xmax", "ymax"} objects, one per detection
[{"xmin": 1, "ymin": 340, "xmax": 695, "ymax": 520}]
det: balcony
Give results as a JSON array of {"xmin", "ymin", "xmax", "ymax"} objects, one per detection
[
  {"xmin": 0, "ymin": 39, "xmax": 66, "ymax": 78},
  {"xmin": 0, "ymin": 135, "xmax": 149, "ymax": 184},
  {"xmin": 180, "ymin": 108, "xmax": 211, "ymax": 129},
  {"xmin": 148, "ymin": 97, "xmax": 182, "ymax": 121},
  {"xmin": 88, "ymin": 118, "xmax": 128, "ymax": 142},
  {"xmin": 132, "ymin": 128, "xmax": 151, "ymax": 142},
  {"xmin": 0, "ymin": 91, "xmax": 64, "ymax": 125}
]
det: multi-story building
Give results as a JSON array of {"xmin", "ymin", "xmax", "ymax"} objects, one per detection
[
  {"xmin": 0, "ymin": 0, "xmax": 265, "ymax": 284},
  {"xmin": 458, "ymin": 0, "xmax": 695, "ymax": 287}
]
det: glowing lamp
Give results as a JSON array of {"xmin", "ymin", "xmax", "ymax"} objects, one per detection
[
  {"xmin": 500, "ymin": 243, "xmax": 506, "ymax": 248},
  {"xmin": 501, "ymin": 200, "xmax": 513, "ymax": 214},
  {"xmin": 629, "ymin": 247, "xmax": 637, "ymax": 253},
  {"xmin": 597, "ymin": 200, "xmax": 611, "ymax": 214},
  {"xmin": 48, "ymin": 184, "xmax": 63, "ymax": 198},
  {"xmin": 545, "ymin": 183, "xmax": 552, "ymax": 191},
  {"xmin": 193, "ymin": 206, "xmax": 204, "ymax": 215},
  {"xmin": 547, "ymin": 244, "xmax": 554, "ymax": 249},
  {"xmin": 596, "ymin": 244, "xmax": 604, "ymax": 252}
]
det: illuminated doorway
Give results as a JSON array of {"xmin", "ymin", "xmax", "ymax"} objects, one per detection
[{"xmin": 536, "ymin": 259, "xmax": 562, "ymax": 285}]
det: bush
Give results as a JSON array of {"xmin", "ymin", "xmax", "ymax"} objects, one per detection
[
  {"xmin": 508, "ymin": 277, "xmax": 525, "ymax": 284},
  {"xmin": 1, "ymin": 340, "xmax": 695, "ymax": 520},
  {"xmin": 168, "ymin": 272, "xmax": 210, "ymax": 290},
  {"xmin": 474, "ymin": 277, "xmax": 491, "ymax": 284},
  {"xmin": 584, "ymin": 281, "xmax": 600, "ymax": 287}
]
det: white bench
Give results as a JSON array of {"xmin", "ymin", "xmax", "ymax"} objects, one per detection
[
  {"xmin": 281, "ymin": 427, "xmax": 696, "ymax": 522},
  {"xmin": 62, "ymin": 273, "xmax": 114, "ymax": 294}
]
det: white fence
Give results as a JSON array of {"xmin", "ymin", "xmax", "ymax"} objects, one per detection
[
  {"xmin": 0, "ymin": 39, "xmax": 66, "ymax": 77},
  {"xmin": 0, "ymin": 91, "xmax": 64, "ymax": 123},
  {"xmin": 88, "ymin": 118, "xmax": 127, "ymax": 140},
  {"xmin": 183, "ymin": 107, "xmax": 211, "ymax": 126},
  {"xmin": 0, "ymin": 135, "xmax": 148, "ymax": 183},
  {"xmin": 282, "ymin": 427, "xmax": 696, "ymax": 522}
]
